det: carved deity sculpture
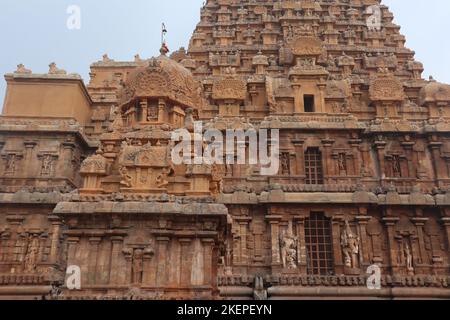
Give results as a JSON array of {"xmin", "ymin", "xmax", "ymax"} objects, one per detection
[
  {"xmin": 5, "ymin": 154, "xmax": 16, "ymax": 175},
  {"xmin": 132, "ymin": 249, "xmax": 144, "ymax": 284},
  {"xmin": 338, "ymin": 153, "xmax": 347, "ymax": 172},
  {"xmin": 24, "ymin": 235, "xmax": 40, "ymax": 273},
  {"xmin": 41, "ymin": 155, "xmax": 54, "ymax": 176},
  {"xmin": 281, "ymin": 153, "xmax": 290, "ymax": 175},
  {"xmin": 280, "ymin": 226, "xmax": 298, "ymax": 269},
  {"xmin": 119, "ymin": 166, "xmax": 133, "ymax": 188},
  {"xmin": 341, "ymin": 221, "xmax": 360, "ymax": 269},
  {"xmin": 403, "ymin": 242, "xmax": 414, "ymax": 273}
]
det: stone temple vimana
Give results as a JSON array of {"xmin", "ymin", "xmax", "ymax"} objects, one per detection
[{"xmin": 1, "ymin": 0, "xmax": 450, "ymax": 300}]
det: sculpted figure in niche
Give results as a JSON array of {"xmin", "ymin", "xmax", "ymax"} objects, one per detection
[
  {"xmin": 119, "ymin": 166, "xmax": 133, "ymax": 188},
  {"xmin": 132, "ymin": 249, "xmax": 144, "ymax": 284},
  {"xmin": 156, "ymin": 168, "xmax": 170, "ymax": 188},
  {"xmin": 341, "ymin": 221, "xmax": 360, "ymax": 269},
  {"xmin": 403, "ymin": 241, "xmax": 414, "ymax": 273},
  {"xmin": 338, "ymin": 153, "xmax": 347, "ymax": 172},
  {"xmin": 281, "ymin": 153, "xmax": 290, "ymax": 175},
  {"xmin": 41, "ymin": 155, "xmax": 54, "ymax": 176},
  {"xmin": 5, "ymin": 154, "xmax": 16, "ymax": 174},
  {"xmin": 24, "ymin": 235, "xmax": 40, "ymax": 273},
  {"xmin": 280, "ymin": 227, "xmax": 298, "ymax": 269}
]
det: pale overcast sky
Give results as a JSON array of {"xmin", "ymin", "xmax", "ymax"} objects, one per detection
[{"xmin": 1, "ymin": 0, "xmax": 449, "ymax": 109}]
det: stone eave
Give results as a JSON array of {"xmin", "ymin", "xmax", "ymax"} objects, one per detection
[
  {"xmin": 53, "ymin": 201, "xmax": 229, "ymax": 216},
  {"xmin": 0, "ymin": 116, "xmax": 98, "ymax": 149}
]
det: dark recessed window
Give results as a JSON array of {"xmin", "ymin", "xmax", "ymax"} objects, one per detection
[
  {"xmin": 304, "ymin": 95, "xmax": 315, "ymax": 113},
  {"xmin": 305, "ymin": 147, "xmax": 324, "ymax": 185},
  {"xmin": 305, "ymin": 213, "xmax": 334, "ymax": 275}
]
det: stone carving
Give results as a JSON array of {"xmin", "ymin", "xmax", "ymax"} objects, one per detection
[
  {"xmin": 48, "ymin": 63, "xmax": 67, "ymax": 75},
  {"xmin": 119, "ymin": 166, "xmax": 133, "ymax": 188},
  {"xmin": 131, "ymin": 249, "xmax": 144, "ymax": 284},
  {"xmin": 341, "ymin": 221, "xmax": 360, "ymax": 269},
  {"xmin": 369, "ymin": 71, "xmax": 405, "ymax": 101},
  {"xmin": 40, "ymin": 155, "xmax": 54, "ymax": 176},
  {"xmin": 14, "ymin": 64, "xmax": 32, "ymax": 74},
  {"xmin": 24, "ymin": 235, "xmax": 40, "ymax": 273},
  {"xmin": 280, "ymin": 224, "xmax": 298, "ymax": 269},
  {"xmin": 212, "ymin": 78, "xmax": 247, "ymax": 101}
]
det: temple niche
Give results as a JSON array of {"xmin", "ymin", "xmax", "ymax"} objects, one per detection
[{"xmin": 1, "ymin": 0, "xmax": 450, "ymax": 300}]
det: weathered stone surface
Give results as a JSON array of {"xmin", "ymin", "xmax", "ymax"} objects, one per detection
[{"xmin": 1, "ymin": 0, "xmax": 450, "ymax": 300}]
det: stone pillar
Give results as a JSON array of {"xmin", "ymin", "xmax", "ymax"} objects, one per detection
[
  {"xmin": 234, "ymin": 217, "xmax": 251, "ymax": 265},
  {"xmin": 382, "ymin": 217, "xmax": 400, "ymax": 273},
  {"xmin": 140, "ymin": 98, "xmax": 148, "ymax": 122},
  {"xmin": 322, "ymin": 139, "xmax": 335, "ymax": 184},
  {"xmin": 156, "ymin": 236, "xmax": 170, "ymax": 287},
  {"xmin": 430, "ymin": 141, "xmax": 447, "ymax": 186},
  {"xmin": 142, "ymin": 247, "xmax": 156, "ymax": 286},
  {"xmin": 202, "ymin": 238, "xmax": 215, "ymax": 286},
  {"xmin": 374, "ymin": 140, "xmax": 387, "ymax": 182},
  {"xmin": 61, "ymin": 140, "xmax": 76, "ymax": 180},
  {"xmin": 158, "ymin": 99, "xmax": 166, "ymax": 123},
  {"xmin": 88, "ymin": 237, "xmax": 102, "ymax": 284},
  {"xmin": 411, "ymin": 216, "xmax": 427, "ymax": 266},
  {"xmin": 292, "ymin": 139, "xmax": 305, "ymax": 177},
  {"xmin": 23, "ymin": 141, "xmax": 37, "ymax": 177},
  {"xmin": 402, "ymin": 141, "xmax": 416, "ymax": 178},
  {"xmin": 266, "ymin": 215, "xmax": 282, "ymax": 266},
  {"xmin": 294, "ymin": 216, "xmax": 307, "ymax": 273},
  {"xmin": 292, "ymin": 84, "xmax": 303, "ymax": 114},
  {"xmin": 179, "ymin": 238, "xmax": 193, "ymax": 286},
  {"xmin": 191, "ymin": 238, "xmax": 204, "ymax": 286},
  {"xmin": 331, "ymin": 216, "xmax": 344, "ymax": 274},
  {"xmin": 109, "ymin": 236, "xmax": 125, "ymax": 285},
  {"xmin": 441, "ymin": 217, "xmax": 450, "ymax": 256},
  {"xmin": 356, "ymin": 213, "xmax": 371, "ymax": 266},
  {"xmin": 66, "ymin": 237, "xmax": 80, "ymax": 267},
  {"xmin": 48, "ymin": 216, "xmax": 62, "ymax": 264},
  {"xmin": 349, "ymin": 139, "xmax": 362, "ymax": 177}
]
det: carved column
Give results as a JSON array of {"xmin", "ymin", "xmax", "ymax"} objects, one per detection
[
  {"xmin": 140, "ymin": 98, "xmax": 148, "ymax": 122},
  {"xmin": 402, "ymin": 140, "xmax": 416, "ymax": 178},
  {"xmin": 382, "ymin": 217, "xmax": 400, "ymax": 273},
  {"xmin": 202, "ymin": 238, "xmax": 215, "ymax": 286},
  {"xmin": 429, "ymin": 140, "xmax": 447, "ymax": 186},
  {"xmin": 155, "ymin": 236, "xmax": 170, "ymax": 287},
  {"xmin": 66, "ymin": 237, "xmax": 80, "ymax": 267},
  {"xmin": 411, "ymin": 216, "xmax": 429, "ymax": 267},
  {"xmin": 61, "ymin": 140, "xmax": 76, "ymax": 180},
  {"xmin": 331, "ymin": 215, "xmax": 344, "ymax": 274},
  {"xmin": 23, "ymin": 141, "xmax": 37, "ymax": 177},
  {"xmin": 322, "ymin": 139, "xmax": 335, "ymax": 184},
  {"xmin": 441, "ymin": 217, "xmax": 450, "ymax": 256},
  {"xmin": 48, "ymin": 215, "xmax": 62, "ymax": 264},
  {"xmin": 88, "ymin": 237, "xmax": 102, "ymax": 284},
  {"xmin": 234, "ymin": 217, "xmax": 251, "ymax": 265},
  {"xmin": 266, "ymin": 215, "xmax": 282, "ymax": 267},
  {"xmin": 356, "ymin": 213, "xmax": 371, "ymax": 266},
  {"xmin": 294, "ymin": 216, "xmax": 307, "ymax": 273},
  {"xmin": 374, "ymin": 139, "xmax": 387, "ymax": 182},
  {"xmin": 158, "ymin": 99, "xmax": 166, "ymax": 123},
  {"xmin": 109, "ymin": 236, "xmax": 125, "ymax": 285},
  {"xmin": 292, "ymin": 139, "xmax": 305, "ymax": 177},
  {"xmin": 349, "ymin": 139, "xmax": 362, "ymax": 177},
  {"xmin": 179, "ymin": 238, "xmax": 193, "ymax": 286},
  {"xmin": 292, "ymin": 84, "xmax": 303, "ymax": 114}
]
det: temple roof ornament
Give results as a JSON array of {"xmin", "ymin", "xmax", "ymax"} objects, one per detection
[
  {"xmin": 118, "ymin": 54, "xmax": 203, "ymax": 109},
  {"xmin": 14, "ymin": 64, "xmax": 32, "ymax": 74}
]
